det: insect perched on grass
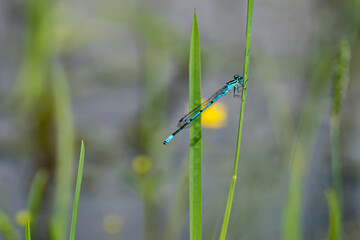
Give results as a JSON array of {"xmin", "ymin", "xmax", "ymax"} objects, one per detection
[{"xmin": 163, "ymin": 75, "xmax": 244, "ymax": 145}]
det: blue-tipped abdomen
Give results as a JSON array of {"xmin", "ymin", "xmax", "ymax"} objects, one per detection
[{"xmin": 163, "ymin": 135, "xmax": 174, "ymax": 145}]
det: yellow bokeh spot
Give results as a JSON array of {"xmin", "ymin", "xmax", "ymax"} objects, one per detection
[
  {"xmin": 132, "ymin": 155, "xmax": 152, "ymax": 174},
  {"xmin": 102, "ymin": 214, "xmax": 123, "ymax": 235},
  {"xmin": 201, "ymin": 101, "xmax": 227, "ymax": 128},
  {"xmin": 15, "ymin": 210, "xmax": 31, "ymax": 227}
]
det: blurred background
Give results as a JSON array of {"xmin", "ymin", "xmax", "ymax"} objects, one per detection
[{"xmin": 0, "ymin": 0, "xmax": 359, "ymax": 239}]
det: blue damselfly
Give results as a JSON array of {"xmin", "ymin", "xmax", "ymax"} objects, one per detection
[{"xmin": 163, "ymin": 75, "xmax": 244, "ymax": 145}]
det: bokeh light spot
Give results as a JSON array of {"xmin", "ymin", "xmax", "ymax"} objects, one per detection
[
  {"xmin": 201, "ymin": 101, "xmax": 227, "ymax": 128},
  {"xmin": 132, "ymin": 155, "xmax": 152, "ymax": 174},
  {"xmin": 102, "ymin": 214, "xmax": 123, "ymax": 235},
  {"xmin": 15, "ymin": 210, "xmax": 31, "ymax": 227}
]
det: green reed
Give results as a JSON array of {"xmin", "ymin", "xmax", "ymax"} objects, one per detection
[
  {"xmin": 69, "ymin": 141, "xmax": 86, "ymax": 240},
  {"xmin": 0, "ymin": 210, "xmax": 20, "ymax": 240},
  {"xmin": 25, "ymin": 220, "xmax": 31, "ymax": 240},
  {"xmin": 220, "ymin": 0, "xmax": 254, "ymax": 239},
  {"xmin": 326, "ymin": 189, "xmax": 340, "ymax": 240},
  {"xmin": 189, "ymin": 10, "xmax": 202, "ymax": 240},
  {"xmin": 51, "ymin": 64, "xmax": 75, "ymax": 240},
  {"xmin": 329, "ymin": 38, "xmax": 351, "ymax": 239}
]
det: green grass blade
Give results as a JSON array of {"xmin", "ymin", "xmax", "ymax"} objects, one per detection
[
  {"xmin": 51, "ymin": 63, "xmax": 75, "ymax": 240},
  {"xmin": 326, "ymin": 189, "xmax": 340, "ymax": 240},
  {"xmin": 189, "ymin": 9, "xmax": 202, "ymax": 240},
  {"xmin": 25, "ymin": 220, "xmax": 31, "ymax": 240},
  {"xmin": 0, "ymin": 210, "xmax": 20, "ymax": 240},
  {"xmin": 281, "ymin": 51, "xmax": 334, "ymax": 240},
  {"xmin": 329, "ymin": 38, "xmax": 351, "ymax": 240},
  {"xmin": 69, "ymin": 141, "xmax": 86, "ymax": 240},
  {"xmin": 15, "ymin": 0, "xmax": 52, "ymax": 113},
  {"xmin": 281, "ymin": 32, "xmax": 335, "ymax": 239},
  {"xmin": 27, "ymin": 169, "xmax": 49, "ymax": 231},
  {"xmin": 280, "ymin": 38, "xmax": 349, "ymax": 240},
  {"xmin": 219, "ymin": 0, "xmax": 254, "ymax": 239},
  {"xmin": 281, "ymin": 153, "xmax": 303, "ymax": 240}
]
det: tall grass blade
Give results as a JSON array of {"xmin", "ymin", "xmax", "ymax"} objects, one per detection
[
  {"xmin": 0, "ymin": 210, "xmax": 20, "ymax": 240},
  {"xmin": 15, "ymin": 0, "xmax": 52, "ymax": 113},
  {"xmin": 27, "ymin": 169, "xmax": 49, "ymax": 233},
  {"xmin": 281, "ymin": 50, "xmax": 334, "ymax": 240},
  {"xmin": 280, "ymin": 26, "xmax": 336, "ymax": 238},
  {"xmin": 69, "ymin": 141, "xmax": 86, "ymax": 240},
  {"xmin": 326, "ymin": 189, "xmax": 340, "ymax": 240},
  {"xmin": 51, "ymin": 63, "xmax": 75, "ymax": 240},
  {"xmin": 219, "ymin": 0, "xmax": 254, "ymax": 239},
  {"xmin": 330, "ymin": 38, "xmax": 351, "ymax": 239},
  {"xmin": 189, "ymin": 9, "xmax": 202, "ymax": 240},
  {"xmin": 25, "ymin": 220, "xmax": 31, "ymax": 240},
  {"xmin": 282, "ymin": 153, "xmax": 303, "ymax": 240}
]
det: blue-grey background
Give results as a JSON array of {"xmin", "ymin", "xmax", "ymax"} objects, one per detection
[{"xmin": 0, "ymin": 0, "xmax": 359, "ymax": 239}]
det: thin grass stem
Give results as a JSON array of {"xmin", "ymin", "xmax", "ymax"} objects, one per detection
[
  {"xmin": 69, "ymin": 141, "xmax": 85, "ymax": 240},
  {"xmin": 219, "ymin": 0, "xmax": 254, "ymax": 239},
  {"xmin": 329, "ymin": 38, "xmax": 351, "ymax": 239}
]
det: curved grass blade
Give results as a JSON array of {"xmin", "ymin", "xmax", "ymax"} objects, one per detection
[
  {"xmin": 0, "ymin": 210, "xmax": 20, "ymax": 240},
  {"xmin": 27, "ymin": 169, "xmax": 49, "ymax": 234}
]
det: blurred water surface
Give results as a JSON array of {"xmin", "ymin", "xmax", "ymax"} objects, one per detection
[{"xmin": 0, "ymin": 0, "xmax": 360, "ymax": 239}]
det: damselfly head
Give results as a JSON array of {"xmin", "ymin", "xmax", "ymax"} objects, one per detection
[{"xmin": 233, "ymin": 75, "xmax": 243, "ymax": 82}]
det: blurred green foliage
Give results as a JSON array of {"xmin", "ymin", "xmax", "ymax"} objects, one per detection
[
  {"xmin": 329, "ymin": 38, "xmax": 351, "ymax": 239},
  {"xmin": 0, "ymin": 0, "xmax": 359, "ymax": 239},
  {"xmin": 0, "ymin": 210, "xmax": 20, "ymax": 240},
  {"xmin": 326, "ymin": 189, "xmax": 340, "ymax": 240}
]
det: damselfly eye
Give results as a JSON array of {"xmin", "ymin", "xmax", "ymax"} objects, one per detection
[{"xmin": 234, "ymin": 75, "xmax": 239, "ymax": 79}]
